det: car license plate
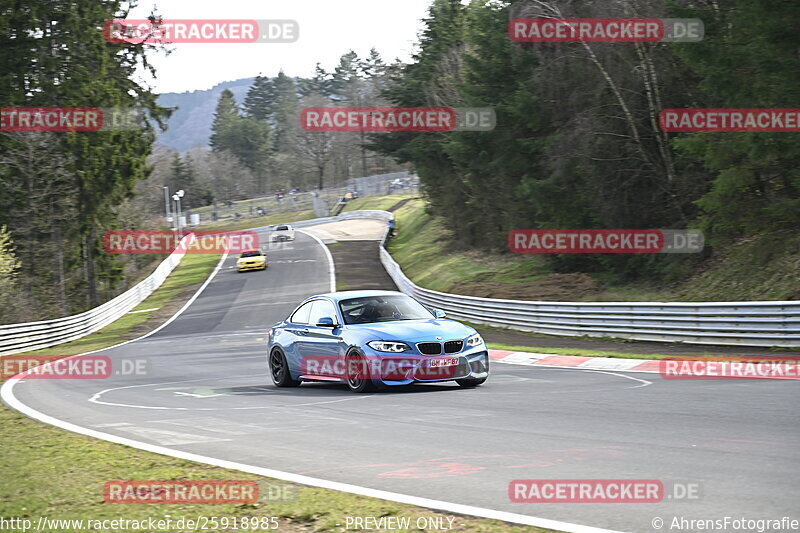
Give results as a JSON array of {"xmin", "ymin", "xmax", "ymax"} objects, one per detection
[{"xmin": 429, "ymin": 357, "xmax": 458, "ymax": 368}]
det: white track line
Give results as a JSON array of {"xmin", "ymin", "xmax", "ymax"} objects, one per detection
[
  {"xmin": 1, "ymin": 382, "xmax": 624, "ymax": 533},
  {"xmin": 297, "ymin": 229, "xmax": 336, "ymax": 292},
  {"xmin": 1, "ymin": 227, "xmax": 626, "ymax": 533}
]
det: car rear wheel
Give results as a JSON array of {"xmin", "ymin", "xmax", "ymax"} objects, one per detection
[
  {"xmin": 345, "ymin": 350, "xmax": 378, "ymax": 393},
  {"xmin": 456, "ymin": 377, "xmax": 487, "ymax": 388},
  {"xmin": 270, "ymin": 349, "xmax": 300, "ymax": 387}
]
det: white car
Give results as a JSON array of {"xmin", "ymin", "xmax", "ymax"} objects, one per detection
[{"xmin": 271, "ymin": 224, "xmax": 295, "ymax": 242}]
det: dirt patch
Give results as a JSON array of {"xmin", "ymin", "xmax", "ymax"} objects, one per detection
[
  {"xmin": 385, "ymin": 197, "xmax": 420, "ymax": 213},
  {"xmin": 451, "ymin": 273, "xmax": 603, "ymax": 300}
]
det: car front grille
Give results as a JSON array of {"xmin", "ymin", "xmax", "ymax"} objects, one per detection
[
  {"xmin": 416, "ymin": 342, "xmax": 442, "ymax": 355},
  {"xmin": 444, "ymin": 340, "xmax": 463, "ymax": 354}
]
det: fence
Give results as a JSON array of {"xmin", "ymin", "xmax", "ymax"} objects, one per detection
[{"xmin": 0, "ymin": 234, "xmax": 197, "ymax": 356}]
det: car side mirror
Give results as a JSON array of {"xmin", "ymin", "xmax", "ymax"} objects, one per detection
[
  {"xmin": 433, "ymin": 309, "xmax": 447, "ymax": 319},
  {"xmin": 316, "ymin": 316, "xmax": 339, "ymax": 328}
]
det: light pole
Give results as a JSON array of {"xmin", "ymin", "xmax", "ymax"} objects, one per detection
[
  {"xmin": 163, "ymin": 186, "xmax": 172, "ymax": 228},
  {"xmin": 172, "ymin": 189, "xmax": 185, "ymax": 236}
]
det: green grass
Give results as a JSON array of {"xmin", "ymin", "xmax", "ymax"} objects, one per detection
[
  {"xmin": 675, "ymin": 230, "xmax": 800, "ymax": 301},
  {"xmin": 341, "ymin": 194, "xmax": 418, "ymax": 213},
  {"xmin": 386, "ymin": 198, "xmax": 800, "ymax": 302},
  {"xmin": 387, "ymin": 199, "xmax": 550, "ymax": 294},
  {"xmin": 0, "ymin": 403, "xmax": 555, "ymax": 532}
]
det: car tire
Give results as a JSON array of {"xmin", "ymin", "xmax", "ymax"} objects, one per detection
[
  {"xmin": 345, "ymin": 349, "xmax": 379, "ymax": 393},
  {"xmin": 270, "ymin": 349, "xmax": 301, "ymax": 387},
  {"xmin": 456, "ymin": 377, "xmax": 487, "ymax": 388}
]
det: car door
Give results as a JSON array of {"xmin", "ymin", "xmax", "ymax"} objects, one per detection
[
  {"xmin": 281, "ymin": 301, "xmax": 314, "ymax": 376},
  {"xmin": 297, "ymin": 299, "xmax": 345, "ymax": 378}
]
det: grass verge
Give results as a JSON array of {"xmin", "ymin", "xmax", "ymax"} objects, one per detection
[
  {"xmin": 387, "ymin": 200, "xmax": 554, "ymax": 296},
  {"xmin": 341, "ymin": 194, "xmax": 417, "ymax": 213},
  {"xmin": 387, "ymin": 198, "xmax": 800, "ymax": 301},
  {"xmin": 0, "ymin": 402, "xmax": 555, "ymax": 532}
]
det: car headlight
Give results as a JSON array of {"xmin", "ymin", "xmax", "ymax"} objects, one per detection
[
  {"xmin": 367, "ymin": 341, "xmax": 410, "ymax": 353},
  {"xmin": 466, "ymin": 333, "xmax": 484, "ymax": 347}
]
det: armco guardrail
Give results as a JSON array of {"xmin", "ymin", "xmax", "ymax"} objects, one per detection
[
  {"xmin": 374, "ymin": 217, "xmax": 800, "ymax": 348},
  {"xmin": 4, "ymin": 211, "xmax": 796, "ymax": 352},
  {"xmin": 0, "ymin": 233, "xmax": 197, "ymax": 356}
]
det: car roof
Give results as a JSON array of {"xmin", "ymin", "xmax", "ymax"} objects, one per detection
[
  {"xmin": 239, "ymin": 248, "xmax": 263, "ymax": 254},
  {"xmin": 314, "ymin": 290, "xmax": 407, "ymax": 302}
]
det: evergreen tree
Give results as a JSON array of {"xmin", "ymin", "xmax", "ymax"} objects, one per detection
[
  {"xmin": 209, "ymin": 89, "xmax": 241, "ymax": 153},
  {"xmin": 243, "ymin": 75, "xmax": 276, "ymax": 120},
  {"xmin": 0, "ymin": 0, "xmax": 169, "ymax": 309},
  {"xmin": 272, "ymin": 71, "xmax": 300, "ymax": 153}
]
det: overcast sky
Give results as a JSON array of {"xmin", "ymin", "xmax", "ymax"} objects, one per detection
[{"xmin": 127, "ymin": 0, "xmax": 433, "ymax": 94}]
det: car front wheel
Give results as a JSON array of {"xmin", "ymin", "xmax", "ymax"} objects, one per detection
[{"xmin": 345, "ymin": 350, "xmax": 379, "ymax": 393}]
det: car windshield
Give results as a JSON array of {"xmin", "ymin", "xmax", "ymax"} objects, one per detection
[
  {"xmin": 240, "ymin": 251, "xmax": 263, "ymax": 258},
  {"xmin": 339, "ymin": 295, "xmax": 433, "ymax": 324},
  {"xmin": 275, "ymin": 225, "xmax": 289, "ymax": 231}
]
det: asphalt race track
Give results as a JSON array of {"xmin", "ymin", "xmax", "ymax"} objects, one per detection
[{"xmin": 5, "ymin": 226, "xmax": 800, "ymax": 533}]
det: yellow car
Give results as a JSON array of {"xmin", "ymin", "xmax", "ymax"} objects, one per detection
[{"xmin": 236, "ymin": 249, "xmax": 267, "ymax": 272}]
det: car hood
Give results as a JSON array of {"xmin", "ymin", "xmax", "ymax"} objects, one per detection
[{"xmin": 346, "ymin": 319, "xmax": 475, "ymax": 342}]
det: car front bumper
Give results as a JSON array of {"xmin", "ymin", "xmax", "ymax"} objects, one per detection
[
  {"xmin": 361, "ymin": 347, "xmax": 489, "ymax": 386},
  {"xmin": 237, "ymin": 262, "xmax": 266, "ymax": 271}
]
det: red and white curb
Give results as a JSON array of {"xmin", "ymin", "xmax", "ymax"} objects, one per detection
[{"xmin": 489, "ymin": 350, "xmax": 662, "ymax": 373}]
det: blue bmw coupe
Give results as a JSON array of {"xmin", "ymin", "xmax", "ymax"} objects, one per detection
[{"xmin": 267, "ymin": 290, "xmax": 489, "ymax": 392}]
